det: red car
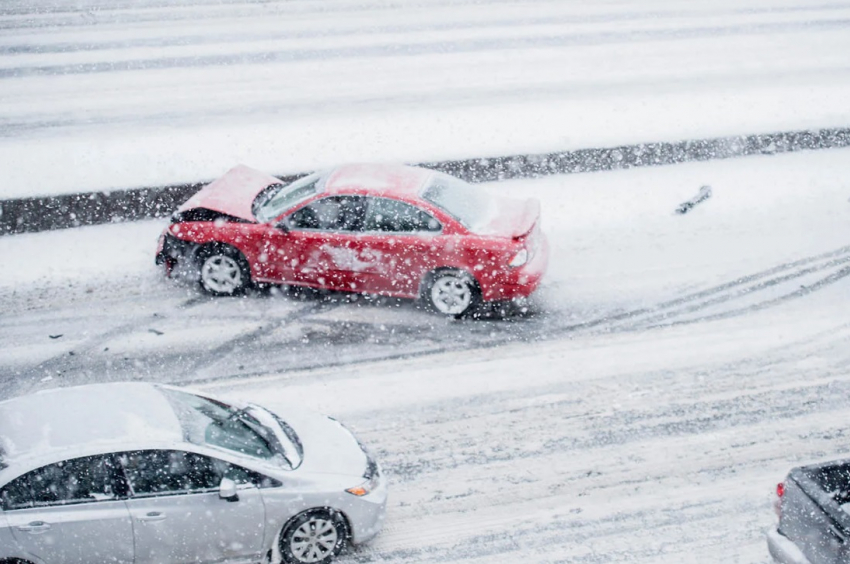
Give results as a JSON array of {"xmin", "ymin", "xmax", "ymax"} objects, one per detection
[{"xmin": 156, "ymin": 164, "xmax": 548, "ymax": 316}]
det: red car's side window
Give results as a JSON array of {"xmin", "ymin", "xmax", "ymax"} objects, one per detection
[
  {"xmin": 287, "ymin": 196, "xmax": 366, "ymax": 232},
  {"xmin": 363, "ymin": 197, "xmax": 441, "ymax": 233}
]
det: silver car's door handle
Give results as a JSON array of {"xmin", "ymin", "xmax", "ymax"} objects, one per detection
[
  {"xmin": 137, "ymin": 511, "xmax": 167, "ymax": 522},
  {"xmin": 17, "ymin": 521, "xmax": 52, "ymax": 534}
]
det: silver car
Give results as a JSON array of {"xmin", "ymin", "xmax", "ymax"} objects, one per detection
[{"xmin": 0, "ymin": 382, "xmax": 387, "ymax": 564}]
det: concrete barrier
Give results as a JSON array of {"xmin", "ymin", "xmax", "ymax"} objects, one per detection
[{"xmin": 2, "ymin": 126, "xmax": 848, "ymax": 236}]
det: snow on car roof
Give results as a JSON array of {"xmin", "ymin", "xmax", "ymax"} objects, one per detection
[
  {"xmin": 323, "ymin": 163, "xmax": 432, "ymax": 198},
  {"xmin": 0, "ymin": 382, "xmax": 182, "ymax": 470}
]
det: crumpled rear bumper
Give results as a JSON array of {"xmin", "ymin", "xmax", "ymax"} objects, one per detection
[{"xmin": 481, "ymin": 232, "xmax": 549, "ymax": 302}]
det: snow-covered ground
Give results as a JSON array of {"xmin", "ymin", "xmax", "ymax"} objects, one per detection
[
  {"xmin": 2, "ymin": 0, "xmax": 850, "ymax": 197},
  {"xmin": 2, "ymin": 148, "xmax": 850, "ymax": 561}
]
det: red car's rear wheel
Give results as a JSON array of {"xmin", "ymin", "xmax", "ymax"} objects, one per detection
[{"xmin": 423, "ymin": 269, "xmax": 480, "ymax": 316}]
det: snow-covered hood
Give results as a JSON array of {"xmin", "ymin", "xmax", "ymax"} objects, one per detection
[
  {"xmin": 177, "ymin": 164, "xmax": 281, "ymax": 223},
  {"xmin": 260, "ymin": 402, "xmax": 369, "ymax": 479}
]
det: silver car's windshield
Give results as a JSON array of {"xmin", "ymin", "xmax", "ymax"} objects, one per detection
[
  {"xmin": 420, "ymin": 173, "xmax": 494, "ymax": 232},
  {"xmin": 254, "ymin": 172, "xmax": 323, "ymax": 223},
  {"xmin": 160, "ymin": 388, "xmax": 302, "ymax": 469}
]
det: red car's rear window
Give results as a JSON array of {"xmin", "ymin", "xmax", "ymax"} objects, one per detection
[{"xmin": 421, "ymin": 174, "xmax": 494, "ymax": 232}]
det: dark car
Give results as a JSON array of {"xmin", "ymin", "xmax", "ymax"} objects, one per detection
[{"xmin": 769, "ymin": 459, "xmax": 850, "ymax": 563}]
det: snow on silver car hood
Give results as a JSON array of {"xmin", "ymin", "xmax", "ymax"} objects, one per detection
[{"xmin": 262, "ymin": 401, "xmax": 369, "ymax": 479}]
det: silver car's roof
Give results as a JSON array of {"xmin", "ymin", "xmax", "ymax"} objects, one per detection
[{"xmin": 0, "ymin": 382, "xmax": 183, "ymax": 477}]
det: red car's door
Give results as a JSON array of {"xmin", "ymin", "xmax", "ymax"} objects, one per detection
[
  {"xmin": 343, "ymin": 197, "xmax": 445, "ymax": 297},
  {"xmin": 266, "ymin": 195, "xmax": 368, "ymax": 291}
]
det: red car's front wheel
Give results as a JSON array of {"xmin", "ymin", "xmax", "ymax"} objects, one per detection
[{"xmin": 198, "ymin": 244, "xmax": 251, "ymax": 296}]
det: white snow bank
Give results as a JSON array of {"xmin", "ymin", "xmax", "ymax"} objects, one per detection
[
  {"xmin": 1, "ymin": 0, "xmax": 849, "ymax": 198},
  {"xmin": 490, "ymin": 148, "xmax": 850, "ymax": 308},
  {"xmin": 0, "ymin": 219, "xmax": 166, "ymax": 294}
]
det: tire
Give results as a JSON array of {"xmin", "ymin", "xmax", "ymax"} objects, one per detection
[
  {"xmin": 279, "ymin": 509, "xmax": 348, "ymax": 564},
  {"xmin": 422, "ymin": 268, "xmax": 480, "ymax": 317},
  {"xmin": 197, "ymin": 244, "xmax": 251, "ymax": 296}
]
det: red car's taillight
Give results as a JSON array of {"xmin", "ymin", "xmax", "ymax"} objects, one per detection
[{"xmin": 508, "ymin": 248, "xmax": 529, "ymax": 267}]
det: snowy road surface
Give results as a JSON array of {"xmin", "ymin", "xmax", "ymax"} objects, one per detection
[
  {"xmin": 3, "ymin": 0, "xmax": 850, "ymax": 561},
  {"xmin": 2, "ymin": 148, "xmax": 850, "ymax": 561},
  {"xmin": 2, "ymin": 0, "xmax": 850, "ymax": 197}
]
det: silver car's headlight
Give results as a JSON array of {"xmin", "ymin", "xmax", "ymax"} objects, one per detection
[{"xmin": 346, "ymin": 458, "xmax": 380, "ymax": 497}]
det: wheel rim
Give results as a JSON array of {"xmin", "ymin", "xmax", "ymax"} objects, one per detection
[
  {"xmin": 430, "ymin": 274, "xmax": 472, "ymax": 315},
  {"xmin": 290, "ymin": 516, "xmax": 339, "ymax": 563},
  {"xmin": 200, "ymin": 255, "xmax": 242, "ymax": 294}
]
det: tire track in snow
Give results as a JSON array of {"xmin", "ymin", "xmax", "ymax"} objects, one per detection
[
  {"xmin": 640, "ymin": 263, "xmax": 850, "ymax": 329},
  {"xmin": 0, "ymin": 292, "xmax": 344, "ymax": 398},
  {"xmin": 8, "ymin": 8, "xmax": 836, "ymax": 55},
  {"xmin": 180, "ymin": 298, "xmax": 343, "ymax": 379},
  {"xmin": 163, "ymin": 244, "xmax": 850, "ymax": 385},
  {"xmin": 3, "ymin": 0, "xmax": 846, "ymax": 29},
  {"xmin": 0, "ymin": 294, "xmax": 209, "ymax": 391},
  {"xmin": 4, "ymin": 18, "xmax": 850, "ymax": 79},
  {"xmin": 369, "ymin": 347, "xmax": 850, "ymax": 484},
  {"xmin": 4, "ymin": 243, "xmax": 844, "ymax": 396},
  {"xmin": 613, "ymin": 248, "xmax": 850, "ymax": 330},
  {"xmin": 542, "ymin": 244, "xmax": 850, "ymax": 336},
  {"xmin": 326, "ymin": 324, "xmax": 850, "ymax": 562}
]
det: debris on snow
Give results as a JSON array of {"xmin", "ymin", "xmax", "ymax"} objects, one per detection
[{"xmin": 675, "ymin": 185, "xmax": 713, "ymax": 215}]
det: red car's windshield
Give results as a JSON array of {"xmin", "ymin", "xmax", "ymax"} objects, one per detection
[
  {"xmin": 254, "ymin": 172, "xmax": 323, "ymax": 223},
  {"xmin": 421, "ymin": 173, "xmax": 495, "ymax": 233}
]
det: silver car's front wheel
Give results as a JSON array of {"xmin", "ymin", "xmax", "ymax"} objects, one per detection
[
  {"xmin": 280, "ymin": 510, "xmax": 347, "ymax": 564},
  {"xmin": 424, "ymin": 270, "xmax": 478, "ymax": 316},
  {"xmin": 198, "ymin": 245, "xmax": 249, "ymax": 296}
]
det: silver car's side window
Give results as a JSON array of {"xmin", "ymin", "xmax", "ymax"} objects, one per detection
[
  {"xmin": 0, "ymin": 454, "xmax": 126, "ymax": 510},
  {"xmin": 120, "ymin": 450, "xmax": 218, "ymax": 496},
  {"xmin": 118, "ymin": 450, "xmax": 278, "ymax": 497}
]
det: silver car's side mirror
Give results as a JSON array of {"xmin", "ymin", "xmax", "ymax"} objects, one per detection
[{"xmin": 219, "ymin": 477, "xmax": 239, "ymax": 502}]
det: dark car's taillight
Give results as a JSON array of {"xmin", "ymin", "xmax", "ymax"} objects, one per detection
[{"xmin": 774, "ymin": 481, "xmax": 785, "ymax": 518}]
